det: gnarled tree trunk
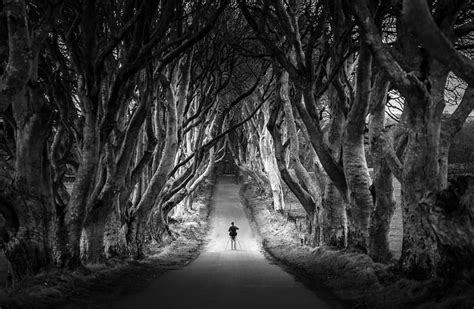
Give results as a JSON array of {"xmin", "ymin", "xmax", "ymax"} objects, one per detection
[
  {"xmin": 322, "ymin": 86, "xmax": 347, "ymax": 248},
  {"xmin": 421, "ymin": 176, "xmax": 474, "ymax": 282},
  {"xmin": 0, "ymin": 0, "xmax": 57, "ymax": 282},
  {"xmin": 64, "ymin": 106, "xmax": 100, "ymax": 268},
  {"xmin": 398, "ymin": 94, "xmax": 441, "ymax": 279},
  {"xmin": 259, "ymin": 122, "xmax": 285, "ymax": 211},
  {"xmin": 342, "ymin": 41, "xmax": 373, "ymax": 252},
  {"xmin": 368, "ymin": 76, "xmax": 395, "ymax": 263}
]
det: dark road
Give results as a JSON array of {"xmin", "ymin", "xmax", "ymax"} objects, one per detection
[{"xmin": 106, "ymin": 176, "xmax": 338, "ymax": 308}]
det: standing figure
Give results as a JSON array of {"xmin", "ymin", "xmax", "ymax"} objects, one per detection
[{"xmin": 228, "ymin": 222, "xmax": 239, "ymax": 250}]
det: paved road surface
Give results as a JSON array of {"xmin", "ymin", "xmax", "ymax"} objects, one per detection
[{"xmin": 107, "ymin": 176, "xmax": 338, "ymax": 309}]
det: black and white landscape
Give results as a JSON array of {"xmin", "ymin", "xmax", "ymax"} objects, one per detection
[{"xmin": 0, "ymin": 0, "xmax": 473, "ymax": 308}]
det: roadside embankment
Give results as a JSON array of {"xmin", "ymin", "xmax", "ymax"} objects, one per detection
[
  {"xmin": 0, "ymin": 177, "xmax": 216, "ymax": 309},
  {"xmin": 240, "ymin": 181, "xmax": 474, "ymax": 308}
]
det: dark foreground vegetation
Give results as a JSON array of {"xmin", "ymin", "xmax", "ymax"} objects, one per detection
[{"xmin": 0, "ymin": 0, "xmax": 474, "ymax": 307}]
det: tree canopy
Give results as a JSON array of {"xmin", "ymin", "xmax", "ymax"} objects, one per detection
[{"xmin": 0, "ymin": 0, "xmax": 473, "ymax": 285}]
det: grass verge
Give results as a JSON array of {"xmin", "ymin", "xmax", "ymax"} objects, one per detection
[
  {"xmin": 0, "ymin": 177, "xmax": 216, "ymax": 309},
  {"xmin": 240, "ymin": 181, "xmax": 474, "ymax": 309}
]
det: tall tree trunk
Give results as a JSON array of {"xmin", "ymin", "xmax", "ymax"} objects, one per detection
[
  {"xmin": 124, "ymin": 217, "xmax": 145, "ymax": 260},
  {"xmin": 368, "ymin": 76, "xmax": 395, "ymax": 262},
  {"xmin": 6, "ymin": 100, "xmax": 54, "ymax": 280},
  {"xmin": 297, "ymin": 122, "xmax": 328, "ymax": 246},
  {"xmin": 278, "ymin": 67, "xmax": 324, "ymax": 243},
  {"xmin": 81, "ymin": 78, "xmax": 150, "ymax": 264},
  {"xmin": 260, "ymin": 130, "xmax": 285, "ymax": 211},
  {"xmin": 65, "ymin": 106, "xmax": 100, "ymax": 268},
  {"xmin": 296, "ymin": 85, "xmax": 349, "ymax": 247},
  {"xmin": 400, "ymin": 84, "xmax": 470, "ymax": 278},
  {"xmin": 80, "ymin": 208, "xmax": 108, "ymax": 263},
  {"xmin": 260, "ymin": 101, "xmax": 285, "ymax": 211},
  {"xmin": 322, "ymin": 87, "xmax": 347, "ymax": 248},
  {"xmin": 0, "ymin": 0, "xmax": 57, "ymax": 281},
  {"xmin": 131, "ymin": 76, "xmax": 179, "ymax": 232},
  {"xmin": 322, "ymin": 182, "xmax": 346, "ymax": 247},
  {"xmin": 342, "ymin": 41, "xmax": 373, "ymax": 252},
  {"xmin": 398, "ymin": 60, "xmax": 447, "ymax": 278},
  {"xmin": 354, "ymin": 0, "xmax": 473, "ymax": 279},
  {"xmin": 267, "ymin": 80, "xmax": 316, "ymax": 219},
  {"xmin": 369, "ymin": 158, "xmax": 395, "ymax": 262},
  {"xmin": 399, "ymin": 95, "xmax": 441, "ymax": 279}
]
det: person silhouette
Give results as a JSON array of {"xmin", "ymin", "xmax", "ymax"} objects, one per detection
[{"xmin": 228, "ymin": 222, "xmax": 239, "ymax": 250}]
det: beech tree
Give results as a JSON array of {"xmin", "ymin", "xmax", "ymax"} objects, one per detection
[
  {"xmin": 0, "ymin": 0, "xmax": 230, "ymax": 281},
  {"xmin": 240, "ymin": 0, "xmax": 377, "ymax": 251},
  {"xmin": 1, "ymin": 0, "xmax": 473, "ymax": 287},
  {"xmin": 0, "ymin": 0, "xmax": 59, "ymax": 281},
  {"xmin": 353, "ymin": 0, "xmax": 474, "ymax": 279}
]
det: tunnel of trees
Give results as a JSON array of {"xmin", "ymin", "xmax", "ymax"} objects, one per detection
[{"xmin": 0, "ymin": 0, "xmax": 473, "ymax": 287}]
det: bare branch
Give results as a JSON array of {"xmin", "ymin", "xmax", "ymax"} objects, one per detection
[{"xmin": 403, "ymin": 0, "xmax": 474, "ymax": 85}]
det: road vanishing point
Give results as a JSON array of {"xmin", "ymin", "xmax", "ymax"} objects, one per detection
[{"xmin": 107, "ymin": 176, "xmax": 342, "ymax": 309}]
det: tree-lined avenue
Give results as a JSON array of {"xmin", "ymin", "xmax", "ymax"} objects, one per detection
[{"xmin": 105, "ymin": 176, "xmax": 338, "ymax": 309}]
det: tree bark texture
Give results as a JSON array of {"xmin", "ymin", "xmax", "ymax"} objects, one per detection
[
  {"xmin": 399, "ymin": 94, "xmax": 441, "ymax": 279},
  {"xmin": 342, "ymin": 41, "xmax": 373, "ymax": 253},
  {"xmin": 0, "ymin": 0, "xmax": 57, "ymax": 281},
  {"xmin": 421, "ymin": 176, "xmax": 474, "ymax": 282},
  {"xmin": 260, "ymin": 101, "xmax": 285, "ymax": 211},
  {"xmin": 353, "ymin": 0, "xmax": 465, "ymax": 278},
  {"xmin": 368, "ymin": 77, "xmax": 395, "ymax": 262},
  {"xmin": 267, "ymin": 102, "xmax": 316, "ymax": 216},
  {"xmin": 81, "ymin": 78, "xmax": 151, "ymax": 264},
  {"xmin": 64, "ymin": 105, "xmax": 100, "ymax": 268},
  {"xmin": 322, "ymin": 182, "xmax": 346, "ymax": 248},
  {"xmin": 321, "ymin": 86, "xmax": 348, "ymax": 248},
  {"xmin": 132, "ymin": 77, "xmax": 179, "ymax": 224}
]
